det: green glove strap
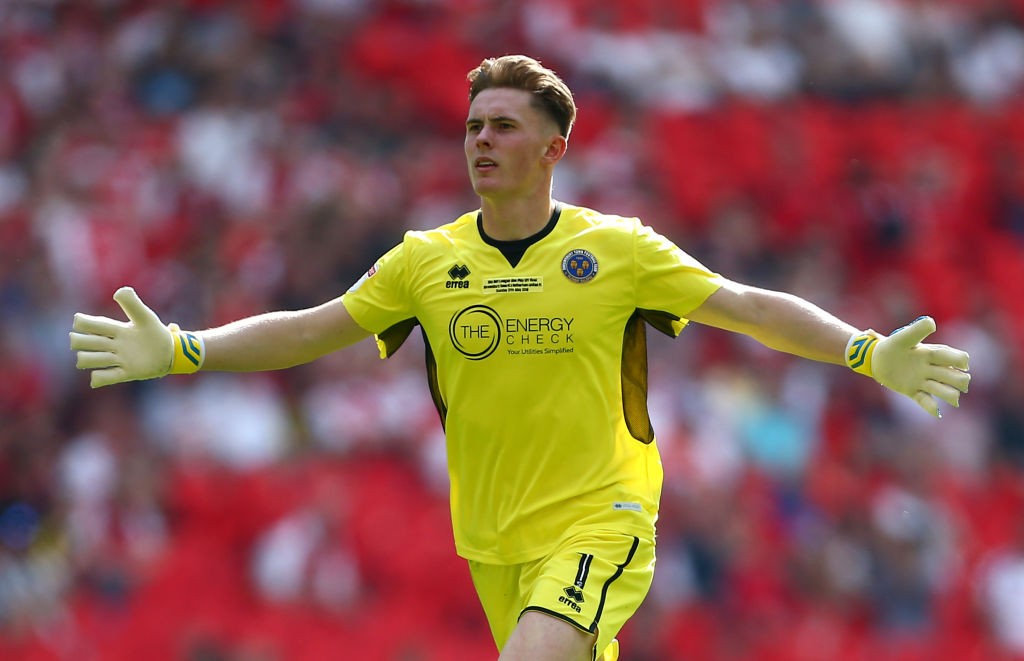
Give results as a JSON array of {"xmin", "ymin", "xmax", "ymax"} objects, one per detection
[
  {"xmin": 168, "ymin": 323, "xmax": 206, "ymax": 374},
  {"xmin": 845, "ymin": 329, "xmax": 881, "ymax": 377}
]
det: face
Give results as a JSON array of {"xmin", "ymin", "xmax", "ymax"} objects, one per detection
[{"xmin": 464, "ymin": 88, "xmax": 565, "ymax": 201}]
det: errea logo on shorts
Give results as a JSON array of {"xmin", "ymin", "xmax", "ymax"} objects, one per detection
[{"xmin": 559, "ymin": 587, "xmax": 584, "ymax": 613}]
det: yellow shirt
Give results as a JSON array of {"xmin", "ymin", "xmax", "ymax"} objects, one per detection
[{"xmin": 342, "ymin": 204, "xmax": 722, "ymax": 564}]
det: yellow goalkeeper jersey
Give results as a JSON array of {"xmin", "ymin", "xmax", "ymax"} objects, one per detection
[{"xmin": 341, "ymin": 203, "xmax": 722, "ymax": 564}]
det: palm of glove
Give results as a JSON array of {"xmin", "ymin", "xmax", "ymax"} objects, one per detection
[
  {"xmin": 70, "ymin": 287, "xmax": 173, "ymax": 388},
  {"xmin": 872, "ymin": 317, "xmax": 971, "ymax": 418}
]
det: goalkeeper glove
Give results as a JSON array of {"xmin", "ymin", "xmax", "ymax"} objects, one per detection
[
  {"xmin": 70, "ymin": 287, "xmax": 205, "ymax": 388},
  {"xmin": 846, "ymin": 316, "xmax": 970, "ymax": 418}
]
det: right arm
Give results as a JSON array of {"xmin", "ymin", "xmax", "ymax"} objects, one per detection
[
  {"xmin": 70, "ymin": 287, "xmax": 371, "ymax": 388},
  {"xmin": 201, "ymin": 297, "xmax": 371, "ymax": 372}
]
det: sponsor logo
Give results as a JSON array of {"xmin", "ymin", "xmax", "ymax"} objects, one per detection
[
  {"xmin": 446, "ymin": 264, "xmax": 471, "ymax": 289},
  {"xmin": 561, "ymin": 249, "xmax": 597, "ymax": 283},
  {"xmin": 559, "ymin": 596, "xmax": 583, "ymax": 612},
  {"xmin": 559, "ymin": 586, "xmax": 584, "ymax": 613},
  {"xmin": 448, "ymin": 305, "xmax": 575, "ymax": 359},
  {"xmin": 449, "ymin": 305, "xmax": 501, "ymax": 360}
]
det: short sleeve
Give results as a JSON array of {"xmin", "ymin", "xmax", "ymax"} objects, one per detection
[
  {"xmin": 341, "ymin": 237, "xmax": 417, "ymax": 357},
  {"xmin": 633, "ymin": 220, "xmax": 723, "ymax": 337}
]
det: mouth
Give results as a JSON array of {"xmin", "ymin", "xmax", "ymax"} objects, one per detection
[{"xmin": 474, "ymin": 157, "xmax": 497, "ymax": 171}]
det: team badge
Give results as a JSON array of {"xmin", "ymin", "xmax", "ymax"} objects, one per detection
[{"xmin": 561, "ymin": 249, "xmax": 598, "ymax": 283}]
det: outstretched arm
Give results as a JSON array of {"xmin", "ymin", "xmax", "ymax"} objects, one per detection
[
  {"xmin": 686, "ymin": 279, "xmax": 971, "ymax": 417},
  {"xmin": 200, "ymin": 297, "xmax": 370, "ymax": 371},
  {"xmin": 70, "ymin": 287, "xmax": 371, "ymax": 388},
  {"xmin": 686, "ymin": 280, "xmax": 856, "ymax": 364}
]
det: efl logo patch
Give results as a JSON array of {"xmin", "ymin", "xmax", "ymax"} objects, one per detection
[
  {"xmin": 347, "ymin": 262, "xmax": 379, "ymax": 293},
  {"xmin": 561, "ymin": 249, "xmax": 598, "ymax": 283}
]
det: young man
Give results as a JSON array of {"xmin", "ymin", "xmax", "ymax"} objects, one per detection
[{"xmin": 70, "ymin": 55, "xmax": 971, "ymax": 661}]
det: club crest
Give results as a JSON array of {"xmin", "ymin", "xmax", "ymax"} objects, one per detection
[{"xmin": 561, "ymin": 249, "xmax": 598, "ymax": 283}]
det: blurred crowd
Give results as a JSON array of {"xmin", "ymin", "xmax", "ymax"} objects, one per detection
[{"xmin": 2, "ymin": 0, "xmax": 1024, "ymax": 659}]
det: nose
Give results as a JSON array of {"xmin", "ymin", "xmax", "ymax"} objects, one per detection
[{"xmin": 475, "ymin": 126, "xmax": 492, "ymax": 149}]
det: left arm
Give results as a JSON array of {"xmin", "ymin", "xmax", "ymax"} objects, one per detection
[
  {"xmin": 686, "ymin": 279, "xmax": 971, "ymax": 417},
  {"xmin": 685, "ymin": 279, "xmax": 856, "ymax": 365}
]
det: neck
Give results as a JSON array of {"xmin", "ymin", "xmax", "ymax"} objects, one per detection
[{"xmin": 479, "ymin": 195, "xmax": 557, "ymax": 241}]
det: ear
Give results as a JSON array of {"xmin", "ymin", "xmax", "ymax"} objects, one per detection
[{"xmin": 542, "ymin": 135, "xmax": 568, "ymax": 164}]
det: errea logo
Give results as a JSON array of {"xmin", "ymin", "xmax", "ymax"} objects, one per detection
[
  {"xmin": 446, "ymin": 264, "xmax": 470, "ymax": 289},
  {"xmin": 560, "ymin": 586, "xmax": 584, "ymax": 613}
]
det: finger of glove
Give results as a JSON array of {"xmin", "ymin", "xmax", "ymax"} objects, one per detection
[
  {"xmin": 911, "ymin": 391, "xmax": 940, "ymax": 418},
  {"xmin": 76, "ymin": 351, "xmax": 119, "ymax": 370},
  {"xmin": 113, "ymin": 287, "xmax": 163, "ymax": 328},
  {"xmin": 90, "ymin": 367, "xmax": 128, "ymax": 389},
  {"xmin": 69, "ymin": 331, "xmax": 115, "ymax": 352},
  {"xmin": 926, "ymin": 364, "xmax": 971, "ymax": 393},
  {"xmin": 921, "ymin": 379, "xmax": 962, "ymax": 408},
  {"xmin": 926, "ymin": 345, "xmax": 970, "ymax": 371},
  {"xmin": 72, "ymin": 313, "xmax": 126, "ymax": 338},
  {"xmin": 889, "ymin": 316, "xmax": 937, "ymax": 349}
]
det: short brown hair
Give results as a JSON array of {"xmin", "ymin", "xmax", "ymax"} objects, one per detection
[{"xmin": 467, "ymin": 55, "xmax": 576, "ymax": 138}]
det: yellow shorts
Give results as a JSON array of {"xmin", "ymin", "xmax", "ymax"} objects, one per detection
[{"xmin": 468, "ymin": 530, "xmax": 655, "ymax": 660}]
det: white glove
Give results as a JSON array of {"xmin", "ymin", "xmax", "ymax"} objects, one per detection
[
  {"xmin": 70, "ymin": 287, "xmax": 203, "ymax": 388},
  {"xmin": 846, "ymin": 316, "xmax": 970, "ymax": 418}
]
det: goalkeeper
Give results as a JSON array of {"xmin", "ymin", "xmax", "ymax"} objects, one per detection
[{"xmin": 70, "ymin": 55, "xmax": 970, "ymax": 661}]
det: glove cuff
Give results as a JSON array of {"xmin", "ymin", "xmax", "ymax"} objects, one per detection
[
  {"xmin": 168, "ymin": 323, "xmax": 205, "ymax": 374},
  {"xmin": 846, "ymin": 329, "xmax": 882, "ymax": 378}
]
